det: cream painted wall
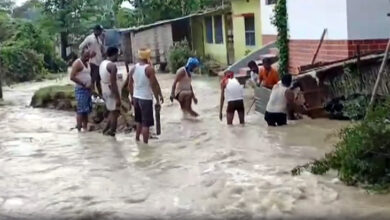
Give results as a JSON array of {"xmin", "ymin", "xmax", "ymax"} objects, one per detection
[{"xmin": 287, "ymin": 0, "xmax": 349, "ymax": 40}]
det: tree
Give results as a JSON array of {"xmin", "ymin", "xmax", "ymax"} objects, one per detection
[
  {"xmin": 0, "ymin": 0, "xmax": 14, "ymax": 13},
  {"xmin": 122, "ymin": 0, "xmax": 226, "ymax": 26},
  {"xmin": 42, "ymin": 0, "xmax": 115, "ymax": 59},
  {"xmin": 12, "ymin": 0, "xmax": 42, "ymax": 21}
]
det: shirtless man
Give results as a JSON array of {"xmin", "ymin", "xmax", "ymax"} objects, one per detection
[{"xmin": 170, "ymin": 57, "xmax": 200, "ymax": 117}]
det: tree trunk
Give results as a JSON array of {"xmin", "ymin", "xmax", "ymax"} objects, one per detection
[
  {"xmin": 0, "ymin": 56, "xmax": 3, "ymax": 100},
  {"xmin": 60, "ymin": 31, "xmax": 68, "ymax": 60}
]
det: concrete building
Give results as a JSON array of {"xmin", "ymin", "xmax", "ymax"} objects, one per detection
[
  {"xmin": 231, "ymin": 0, "xmax": 263, "ymax": 62},
  {"xmin": 287, "ymin": 0, "xmax": 390, "ymax": 74}
]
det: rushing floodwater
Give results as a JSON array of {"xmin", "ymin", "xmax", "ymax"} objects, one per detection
[{"xmin": 1, "ymin": 69, "xmax": 390, "ymax": 220}]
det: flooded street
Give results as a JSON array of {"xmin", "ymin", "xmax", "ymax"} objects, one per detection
[{"xmin": 1, "ymin": 70, "xmax": 390, "ymax": 220}]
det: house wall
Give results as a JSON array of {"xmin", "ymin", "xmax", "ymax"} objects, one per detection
[
  {"xmin": 347, "ymin": 0, "xmax": 390, "ymax": 40},
  {"xmin": 203, "ymin": 14, "xmax": 228, "ymax": 64},
  {"xmin": 131, "ymin": 24, "xmax": 173, "ymax": 64},
  {"xmin": 260, "ymin": 0, "xmax": 277, "ymax": 45},
  {"xmin": 287, "ymin": 0, "xmax": 388, "ymax": 74},
  {"xmin": 231, "ymin": 0, "xmax": 262, "ymax": 61}
]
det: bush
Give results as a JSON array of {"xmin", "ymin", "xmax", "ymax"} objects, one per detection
[
  {"xmin": 0, "ymin": 46, "xmax": 47, "ymax": 83},
  {"xmin": 2, "ymin": 21, "xmax": 66, "ymax": 76},
  {"xmin": 293, "ymin": 100, "xmax": 390, "ymax": 192},
  {"xmin": 168, "ymin": 39, "xmax": 196, "ymax": 74}
]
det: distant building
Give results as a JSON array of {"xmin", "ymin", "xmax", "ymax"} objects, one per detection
[
  {"xmin": 287, "ymin": 0, "xmax": 390, "ymax": 74},
  {"xmin": 231, "ymin": 0, "xmax": 263, "ymax": 62}
]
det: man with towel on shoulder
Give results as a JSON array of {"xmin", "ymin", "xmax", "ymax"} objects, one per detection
[{"xmin": 128, "ymin": 48, "xmax": 163, "ymax": 144}]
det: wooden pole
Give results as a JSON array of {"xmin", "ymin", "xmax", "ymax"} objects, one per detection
[
  {"xmin": 311, "ymin": 29, "xmax": 327, "ymax": 65},
  {"xmin": 367, "ymin": 38, "xmax": 390, "ymax": 114}
]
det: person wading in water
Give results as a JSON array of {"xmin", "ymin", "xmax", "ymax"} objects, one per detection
[
  {"xmin": 128, "ymin": 49, "xmax": 164, "ymax": 144},
  {"xmin": 79, "ymin": 24, "xmax": 105, "ymax": 96},
  {"xmin": 259, "ymin": 57, "xmax": 279, "ymax": 90},
  {"xmin": 100, "ymin": 47, "xmax": 121, "ymax": 136},
  {"xmin": 70, "ymin": 48, "xmax": 94, "ymax": 132},
  {"xmin": 170, "ymin": 57, "xmax": 200, "ymax": 117},
  {"xmin": 219, "ymin": 71, "xmax": 245, "ymax": 125}
]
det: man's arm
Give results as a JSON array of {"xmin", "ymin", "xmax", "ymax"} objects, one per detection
[
  {"xmin": 107, "ymin": 63, "xmax": 121, "ymax": 103},
  {"xmin": 146, "ymin": 66, "xmax": 163, "ymax": 104},
  {"xmin": 128, "ymin": 66, "xmax": 135, "ymax": 102}
]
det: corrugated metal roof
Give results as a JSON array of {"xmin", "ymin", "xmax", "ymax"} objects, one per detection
[{"xmin": 117, "ymin": 5, "xmax": 231, "ymax": 33}]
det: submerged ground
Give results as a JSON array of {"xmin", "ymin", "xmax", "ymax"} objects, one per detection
[{"xmin": 1, "ymin": 65, "xmax": 390, "ymax": 219}]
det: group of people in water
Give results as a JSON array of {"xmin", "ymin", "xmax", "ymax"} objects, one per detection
[{"xmin": 70, "ymin": 25, "xmax": 306, "ymax": 144}]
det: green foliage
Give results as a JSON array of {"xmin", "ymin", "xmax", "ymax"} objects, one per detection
[
  {"xmin": 123, "ymin": 0, "xmax": 227, "ymax": 26},
  {"xmin": 0, "ymin": 46, "xmax": 47, "ymax": 83},
  {"xmin": 168, "ymin": 40, "xmax": 197, "ymax": 73},
  {"xmin": 271, "ymin": 0, "xmax": 288, "ymax": 76},
  {"xmin": 293, "ymin": 100, "xmax": 390, "ymax": 192},
  {"xmin": 30, "ymin": 84, "xmax": 75, "ymax": 109}
]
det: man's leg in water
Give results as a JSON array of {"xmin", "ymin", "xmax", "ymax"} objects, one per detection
[
  {"xmin": 142, "ymin": 126, "xmax": 150, "ymax": 144},
  {"xmin": 76, "ymin": 114, "xmax": 83, "ymax": 131},
  {"xmin": 187, "ymin": 95, "xmax": 199, "ymax": 117},
  {"xmin": 238, "ymin": 110, "xmax": 245, "ymax": 124},
  {"xmin": 136, "ymin": 123, "xmax": 142, "ymax": 141},
  {"xmin": 103, "ymin": 112, "xmax": 111, "ymax": 134},
  {"xmin": 109, "ymin": 110, "xmax": 120, "ymax": 135},
  {"xmin": 227, "ymin": 112, "xmax": 234, "ymax": 125},
  {"xmin": 82, "ymin": 114, "xmax": 88, "ymax": 131}
]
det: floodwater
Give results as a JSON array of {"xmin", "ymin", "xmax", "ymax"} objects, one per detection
[{"xmin": 1, "ymin": 68, "xmax": 390, "ymax": 220}]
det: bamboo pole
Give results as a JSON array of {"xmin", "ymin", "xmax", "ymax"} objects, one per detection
[{"xmin": 367, "ymin": 38, "xmax": 390, "ymax": 115}]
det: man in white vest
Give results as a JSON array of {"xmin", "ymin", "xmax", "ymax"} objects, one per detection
[
  {"xmin": 219, "ymin": 71, "xmax": 245, "ymax": 125},
  {"xmin": 128, "ymin": 49, "xmax": 163, "ymax": 144},
  {"xmin": 100, "ymin": 47, "xmax": 121, "ymax": 136}
]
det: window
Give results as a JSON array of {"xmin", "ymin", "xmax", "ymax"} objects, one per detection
[
  {"xmin": 244, "ymin": 16, "xmax": 255, "ymax": 46},
  {"xmin": 214, "ymin": 15, "xmax": 223, "ymax": 44},
  {"xmin": 266, "ymin": 0, "xmax": 277, "ymax": 5},
  {"xmin": 205, "ymin": 17, "xmax": 213, "ymax": 43}
]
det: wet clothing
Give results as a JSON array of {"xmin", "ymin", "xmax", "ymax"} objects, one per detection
[
  {"xmin": 266, "ymin": 82, "xmax": 288, "ymax": 113},
  {"xmin": 175, "ymin": 67, "xmax": 192, "ymax": 97},
  {"xmin": 74, "ymin": 59, "xmax": 91, "ymax": 88},
  {"xmin": 264, "ymin": 111, "xmax": 287, "ymax": 126},
  {"xmin": 79, "ymin": 33, "xmax": 104, "ymax": 66},
  {"xmin": 134, "ymin": 98, "xmax": 154, "ymax": 127},
  {"xmin": 259, "ymin": 67, "xmax": 279, "ymax": 89},
  {"xmin": 100, "ymin": 60, "xmax": 120, "ymax": 111},
  {"xmin": 75, "ymin": 87, "xmax": 92, "ymax": 114},
  {"xmin": 265, "ymin": 82, "xmax": 289, "ymax": 126},
  {"xmin": 227, "ymin": 100, "xmax": 245, "ymax": 114},
  {"xmin": 133, "ymin": 63, "xmax": 153, "ymax": 100},
  {"xmin": 225, "ymin": 78, "xmax": 244, "ymax": 102}
]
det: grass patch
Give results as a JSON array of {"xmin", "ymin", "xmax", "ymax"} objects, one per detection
[
  {"xmin": 293, "ymin": 100, "xmax": 390, "ymax": 192},
  {"xmin": 30, "ymin": 84, "xmax": 75, "ymax": 109}
]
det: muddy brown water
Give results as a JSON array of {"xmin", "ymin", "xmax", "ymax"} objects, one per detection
[{"xmin": 1, "ymin": 67, "xmax": 390, "ymax": 219}]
